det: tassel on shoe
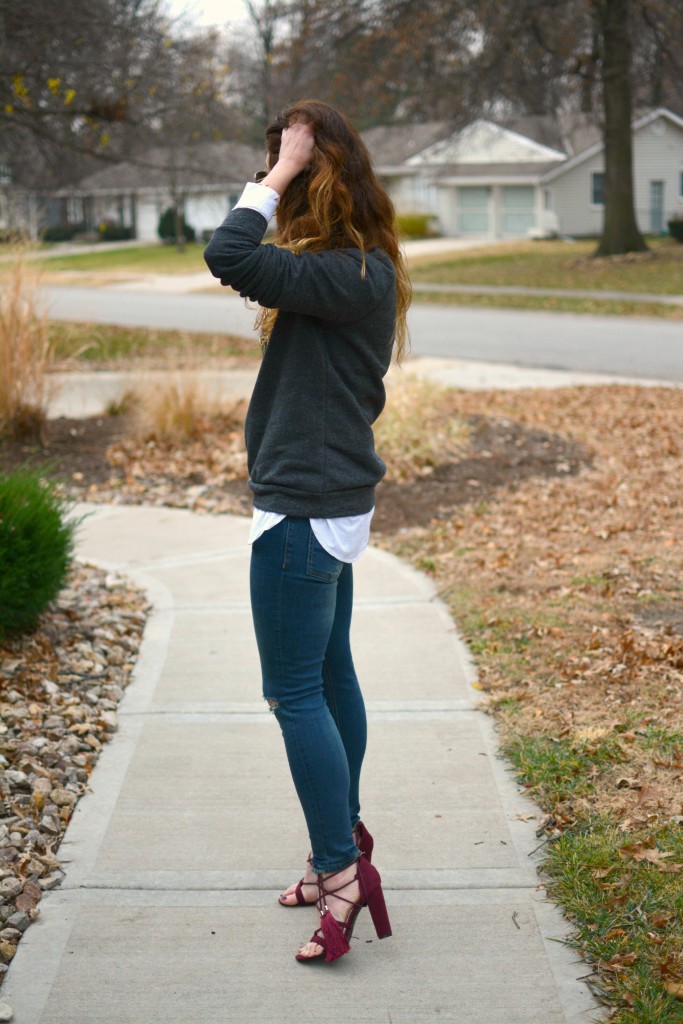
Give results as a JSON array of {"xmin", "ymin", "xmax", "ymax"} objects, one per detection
[{"xmin": 319, "ymin": 906, "xmax": 351, "ymax": 962}]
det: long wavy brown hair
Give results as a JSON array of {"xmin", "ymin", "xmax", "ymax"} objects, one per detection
[{"xmin": 256, "ymin": 99, "xmax": 411, "ymax": 363}]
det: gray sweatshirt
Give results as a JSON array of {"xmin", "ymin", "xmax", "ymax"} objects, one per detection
[{"xmin": 204, "ymin": 207, "xmax": 397, "ymax": 517}]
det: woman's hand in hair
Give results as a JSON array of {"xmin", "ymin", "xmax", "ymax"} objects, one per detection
[{"xmin": 261, "ymin": 122, "xmax": 315, "ymax": 197}]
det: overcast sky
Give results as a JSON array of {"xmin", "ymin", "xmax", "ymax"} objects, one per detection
[{"xmin": 165, "ymin": 0, "xmax": 249, "ymax": 28}]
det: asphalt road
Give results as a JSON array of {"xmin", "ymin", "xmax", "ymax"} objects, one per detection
[{"xmin": 42, "ymin": 285, "xmax": 682, "ymax": 381}]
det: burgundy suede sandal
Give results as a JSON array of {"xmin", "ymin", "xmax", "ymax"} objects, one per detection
[
  {"xmin": 295, "ymin": 855, "xmax": 392, "ymax": 964},
  {"xmin": 278, "ymin": 821, "xmax": 374, "ymax": 907}
]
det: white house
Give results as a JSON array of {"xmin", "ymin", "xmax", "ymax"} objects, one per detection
[
  {"xmin": 363, "ymin": 107, "xmax": 683, "ymax": 239},
  {"xmin": 39, "ymin": 141, "xmax": 263, "ymax": 242}
]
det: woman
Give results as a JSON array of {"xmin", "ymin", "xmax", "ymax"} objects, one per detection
[{"xmin": 204, "ymin": 99, "xmax": 410, "ymax": 963}]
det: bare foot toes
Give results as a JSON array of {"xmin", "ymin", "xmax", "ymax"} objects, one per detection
[
  {"xmin": 297, "ymin": 938, "xmax": 324, "ymax": 958},
  {"xmin": 279, "ymin": 870, "xmax": 317, "ymax": 906}
]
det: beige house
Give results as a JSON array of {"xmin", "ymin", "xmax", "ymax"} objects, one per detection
[
  {"xmin": 542, "ymin": 108, "xmax": 683, "ymax": 236},
  {"xmin": 363, "ymin": 108, "xmax": 683, "ymax": 239}
]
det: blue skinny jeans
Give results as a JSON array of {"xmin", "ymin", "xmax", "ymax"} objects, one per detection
[{"xmin": 249, "ymin": 516, "xmax": 366, "ymax": 873}]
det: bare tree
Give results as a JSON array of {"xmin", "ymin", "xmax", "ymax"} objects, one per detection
[{"xmin": 0, "ymin": 0, "xmax": 233, "ymax": 188}]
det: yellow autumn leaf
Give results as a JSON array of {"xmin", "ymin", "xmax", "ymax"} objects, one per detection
[
  {"xmin": 64, "ymin": 88, "xmax": 76, "ymax": 105},
  {"xmin": 47, "ymin": 77, "xmax": 61, "ymax": 94}
]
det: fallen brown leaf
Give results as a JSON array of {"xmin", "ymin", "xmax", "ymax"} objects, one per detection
[{"xmin": 618, "ymin": 842, "xmax": 674, "ymax": 864}]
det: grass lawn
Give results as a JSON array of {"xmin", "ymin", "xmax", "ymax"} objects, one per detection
[
  {"xmin": 26, "ymin": 235, "xmax": 683, "ymax": 296},
  {"xmin": 48, "ymin": 321, "xmax": 257, "ymax": 367},
  {"xmin": 35, "ymin": 242, "xmax": 208, "ymax": 274},
  {"xmin": 412, "ymin": 290, "xmax": 683, "ymax": 320},
  {"xmin": 410, "ymin": 236, "xmax": 683, "ymax": 295}
]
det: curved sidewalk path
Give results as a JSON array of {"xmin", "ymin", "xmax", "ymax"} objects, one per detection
[{"xmin": 5, "ymin": 504, "xmax": 599, "ymax": 1023}]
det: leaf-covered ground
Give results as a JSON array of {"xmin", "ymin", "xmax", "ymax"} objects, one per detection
[{"xmin": 385, "ymin": 385, "xmax": 682, "ymax": 821}]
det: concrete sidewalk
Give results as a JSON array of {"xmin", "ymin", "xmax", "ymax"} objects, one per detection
[
  {"xmin": 3, "ymin": 503, "xmax": 599, "ymax": 1023},
  {"xmin": 46, "ymin": 357, "xmax": 675, "ymax": 420}
]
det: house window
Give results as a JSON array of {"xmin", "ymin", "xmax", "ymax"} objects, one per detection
[
  {"xmin": 591, "ymin": 172, "xmax": 605, "ymax": 206},
  {"xmin": 413, "ymin": 175, "xmax": 437, "ymax": 212},
  {"xmin": 67, "ymin": 196, "xmax": 83, "ymax": 224}
]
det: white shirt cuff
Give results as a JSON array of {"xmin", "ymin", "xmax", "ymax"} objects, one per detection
[{"xmin": 233, "ymin": 181, "xmax": 280, "ymax": 222}]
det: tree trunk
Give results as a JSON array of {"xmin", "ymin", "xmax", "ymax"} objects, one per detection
[
  {"xmin": 173, "ymin": 195, "xmax": 186, "ymax": 253},
  {"xmin": 594, "ymin": 0, "xmax": 648, "ymax": 256}
]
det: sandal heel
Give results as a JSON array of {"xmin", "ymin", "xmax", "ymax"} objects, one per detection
[{"xmin": 358, "ymin": 856, "xmax": 392, "ymax": 939}]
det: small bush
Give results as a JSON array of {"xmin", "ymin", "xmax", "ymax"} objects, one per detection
[
  {"xmin": 668, "ymin": 217, "xmax": 683, "ymax": 243},
  {"xmin": 158, "ymin": 207, "xmax": 196, "ymax": 243},
  {"xmin": 395, "ymin": 212, "xmax": 439, "ymax": 240},
  {"xmin": 41, "ymin": 224, "xmax": 81, "ymax": 243},
  {"xmin": 0, "ymin": 469, "xmax": 77, "ymax": 641},
  {"xmin": 97, "ymin": 221, "xmax": 134, "ymax": 242},
  {"xmin": 0, "ymin": 249, "xmax": 52, "ymax": 438}
]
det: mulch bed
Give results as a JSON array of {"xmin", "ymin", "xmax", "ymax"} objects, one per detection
[
  {"xmin": 0, "ymin": 416, "xmax": 129, "ymax": 483},
  {"xmin": 373, "ymin": 414, "xmax": 591, "ymax": 532},
  {"xmin": 0, "ymin": 410, "xmax": 592, "ymax": 530}
]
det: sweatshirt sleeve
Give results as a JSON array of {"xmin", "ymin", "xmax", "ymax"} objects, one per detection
[{"xmin": 203, "ymin": 207, "xmax": 394, "ymax": 324}]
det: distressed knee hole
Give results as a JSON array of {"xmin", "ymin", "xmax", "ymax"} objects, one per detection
[{"xmin": 265, "ymin": 698, "xmax": 279, "ymax": 714}]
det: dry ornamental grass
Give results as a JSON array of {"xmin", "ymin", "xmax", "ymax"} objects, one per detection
[{"xmin": 0, "ymin": 251, "xmax": 53, "ymax": 438}]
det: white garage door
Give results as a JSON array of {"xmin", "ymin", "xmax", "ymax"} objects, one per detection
[
  {"xmin": 136, "ymin": 199, "xmax": 162, "ymax": 241},
  {"xmin": 502, "ymin": 186, "xmax": 535, "ymax": 234},
  {"xmin": 458, "ymin": 187, "xmax": 491, "ymax": 233}
]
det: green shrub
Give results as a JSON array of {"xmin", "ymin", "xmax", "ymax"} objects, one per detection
[
  {"xmin": 668, "ymin": 217, "xmax": 683, "ymax": 243},
  {"xmin": 0, "ymin": 469, "xmax": 77, "ymax": 640},
  {"xmin": 395, "ymin": 212, "xmax": 439, "ymax": 240},
  {"xmin": 41, "ymin": 224, "xmax": 81, "ymax": 243},
  {"xmin": 97, "ymin": 221, "xmax": 134, "ymax": 242},
  {"xmin": 157, "ymin": 207, "xmax": 196, "ymax": 243}
]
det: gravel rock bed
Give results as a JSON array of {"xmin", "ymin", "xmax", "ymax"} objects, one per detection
[{"xmin": 0, "ymin": 563, "xmax": 149, "ymax": 988}]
